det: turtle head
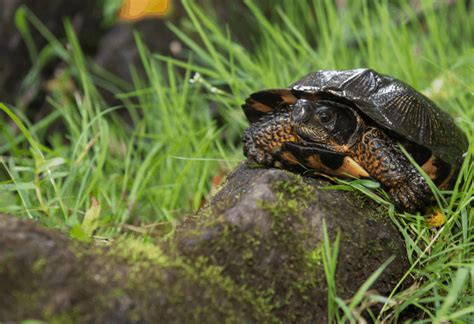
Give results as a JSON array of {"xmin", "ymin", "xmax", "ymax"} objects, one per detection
[{"xmin": 291, "ymin": 99, "xmax": 362, "ymax": 150}]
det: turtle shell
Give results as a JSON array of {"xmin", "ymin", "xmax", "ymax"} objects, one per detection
[{"xmin": 243, "ymin": 68, "xmax": 468, "ymax": 166}]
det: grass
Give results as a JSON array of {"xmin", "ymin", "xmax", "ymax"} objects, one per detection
[{"xmin": 0, "ymin": 0, "xmax": 472, "ymax": 321}]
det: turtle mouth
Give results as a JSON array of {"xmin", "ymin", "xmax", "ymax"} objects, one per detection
[
  {"xmin": 294, "ymin": 126, "xmax": 329, "ymax": 146},
  {"xmin": 296, "ymin": 136, "xmax": 334, "ymax": 152}
]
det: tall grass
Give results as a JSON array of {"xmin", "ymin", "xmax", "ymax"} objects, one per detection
[
  {"xmin": 0, "ymin": 6, "xmax": 237, "ymax": 237},
  {"xmin": 0, "ymin": 0, "xmax": 472, "ymax": 321}
]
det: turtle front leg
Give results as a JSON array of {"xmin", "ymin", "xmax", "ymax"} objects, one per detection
[
  {"xmin": 352, "ymin": 127, "xmax": 432, "ymax": 213},
  {"xmin": 243, "ymin": 110, "xmax": 299, "ymax": 167}
]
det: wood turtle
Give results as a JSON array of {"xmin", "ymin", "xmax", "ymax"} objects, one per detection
[{"xmin": 242, "ymin": 68, "xmax": 468, "ymax": 213}]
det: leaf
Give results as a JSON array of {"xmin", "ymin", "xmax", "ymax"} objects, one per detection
[
  {"xmin": 355, "ymin": 179, "xmax": 381, "ymax": 189},
  {"xmin": 38, "ymin": 157, "xmax": 67, "ymax": 172},
  {"xmin": 69, "ymin": 224, "xmax": 90, "ymax": 242},
  {"xmin": 0, "ymin": 182, "xmax": 36, "ymax": 191},
  {"xmin": 81, "ymin": 197, "xmax": 101, "ymax": 237}
]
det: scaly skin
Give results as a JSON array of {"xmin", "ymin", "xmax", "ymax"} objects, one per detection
[
  {"xmin": 243, "ymin": 113, "xmax": 433, "ymax": 213},
  {"xmin": 351, "ymin": 127, "xmax": 431, "ymax": 212},
  {"xmin": 243, "ymin": 110, "xmax": 299, "ymax": 166}
]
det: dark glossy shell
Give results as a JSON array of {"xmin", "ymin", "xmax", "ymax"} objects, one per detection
[{"xmin": 243, "ymin": 68, "xmax": 468, "ymax": 166}]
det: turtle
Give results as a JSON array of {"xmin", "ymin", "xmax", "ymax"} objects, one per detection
[{"xmin": 242, "ymin": 68, "xmax": 468, "ymax": 213}]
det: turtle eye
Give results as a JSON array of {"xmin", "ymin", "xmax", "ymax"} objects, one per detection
[{"xmin": 318, "ymin": 110, "xmax": 335, "ymax": 124}]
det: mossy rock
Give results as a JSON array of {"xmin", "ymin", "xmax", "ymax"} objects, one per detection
[
  {"xmin": 176, "ymin": 163, "xmax": 409, "ymax": 322},
  {"xmin": 0, "ymin": 164, "xmax": 409, "ymax": 322}
]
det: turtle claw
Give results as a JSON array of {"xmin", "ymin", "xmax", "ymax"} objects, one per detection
[{"xmin": 388, "ymin": 172, "xmax": 432, "ymax": 214}]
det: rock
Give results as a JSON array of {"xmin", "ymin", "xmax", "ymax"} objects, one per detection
[
  {"xmin": 0, "ymin": 164, "xmax": 409, "ymax": 322},
  {"xmin": 176, "ymin": 164, "xmax": 409, "ymax": 322},
  {"xmin": 0, "ymin": 215, "xmax": 269, "ymax": 323}
]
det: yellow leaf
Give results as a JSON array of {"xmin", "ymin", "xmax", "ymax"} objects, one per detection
[
  {"xmin": 82, "ymin": 197, "xmax": 101, "ymax": 236},
  {"xmin": 119, "ymin": 0, "xmax": 171, "ymax": 21}
]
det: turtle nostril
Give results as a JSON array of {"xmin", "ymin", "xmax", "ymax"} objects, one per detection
[{"xmin": 292, "ymin": 101, "xmax": 309, "ymax": 123}]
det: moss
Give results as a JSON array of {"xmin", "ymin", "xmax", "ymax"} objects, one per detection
[
  {"xmin": 107, "ymin": 236, "xmax": 169, "ymax": 265},
  {"xmin": 307, "ymin": 243, "xmax": 324, "ymax": 267},
  {"xmin": 47, "ymin": 311, "xmax": 79, "ymax": 324},
  {"xmin": 274, "ymin": 176, "xmax": 315, "ymax": 202},
  {"xmin": 0, "ymin": 250, "xmax": 15, "ymax": 275},
  {"xmin": 31, "ymin": 257, "xmax": 47, "ymax": 274},
  {"xmin": 174, "ymin": 174, "xmax": 326, "ymax": 322},
  {"xmin": 259, "ymin": 179, "xmax": 323, "ymax": 320},
  {"xmin": 10, "ymin": 287, "xmax": 80, "ymax": 323},
  {"xmin": 185, "ymin": 257, "xmax": 276, "ymax": 321},
  {"xmin": 11, "ymin": 290, "xmax": 44, "ymax": 315},
  {"xmin": 78, "ymin": 232, "xmax": 275, "ymax": 322}
]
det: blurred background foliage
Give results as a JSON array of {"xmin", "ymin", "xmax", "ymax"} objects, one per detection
[{"xmin": 0, "ymin": 0, "xmax": 471, "ymax": 233}]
